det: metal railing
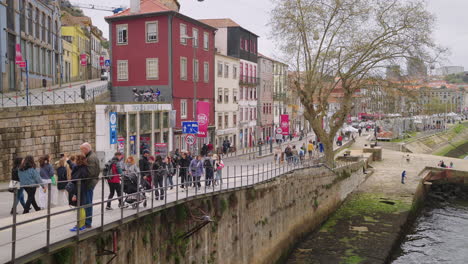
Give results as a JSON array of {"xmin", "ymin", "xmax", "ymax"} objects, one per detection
[
  {"xmin": 0, "ymin": 85, "xmax": 108, "ymax": 108},
  {"xmin": 239, "ymin": 75, "xmax": 260, "ymax": 85},
  {"xmin": 0, "ymin": 156, "xmax": 362, "ymax": 263}
]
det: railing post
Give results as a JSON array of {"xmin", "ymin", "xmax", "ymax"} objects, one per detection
[
  {"xmin": 176, "ymin": 167, "xmax": 179, "ymax": 201},
  {"xmin": 227, "ymin": 166, "xmax": 229, "ymax": 190},
  {"xmin": 241, "ymin": 165, "xmax": 243, "ymax": 187},
  {"xmin": 76, "ymin": 180, "xmax": 81, "ymax": 239},
  {"xmin": 11, "ymin": 188, "xmax": 18, "ymax": 263},
  {"xmin": 164, "ymin": 174, "xmax": 167, "ymax": 205},
  {"xmin": 262, "ymin": 163, "xmax": 265, "ymax": 182},
  {"xmin": 46, "ymin": 182, "xmax": 52, "ymax": 251},
  {"xmin": 234, "ymin": 166, "xmax": 237, "ymax": 189},
  {"xmin": 101, "ymin": 177, "xmax": 105, "ymax": 230},
  {"xmin": 137, "ymin": 173, "xmax": 140, "ymax": 215},
  {"xmin": 120, "ymin": 175, "xmax": 124, "ymax": 221}
]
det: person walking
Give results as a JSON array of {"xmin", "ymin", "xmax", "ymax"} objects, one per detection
[
  {"xmin": 139, "ymin": 149, "xmax": 152, "ymax": 182},
  {"xmin": 38, "ymin": 155, "xmax": 55, "ymax": 209},
  {"xmin": 204, "ymin": 154, "xmax": 214, "ymax": 187},
  {"xmin": 166, "ymin": 156, "xmax": 176, "ymax": 189},
  {"xmin": 319, "ymin": 142, "xmax": 324, "ymax": 154},
  {"xmin": 189, "ymin": 155, "xmax": 204, "ymax": 190},
  {"xmin": 401, "ymin": 170, "xmax": 407, "ymax": 184},
  {"xmin": 284, "ymin": 145, "xmax": 293, "ymax": 164},
  {"xmin": 124, "ymin": 156, "xmax": 140, "ymax": 180},
  {"xmin": 19, "ymin": 156, "xmax": 46, "ymax": 214},
  {"xmin": 56, "ymin": 157, "xmax": 72, "ymax": 206},
  {"xmin": 178, "ymin": 152, "xmax": 191, "ymax": 189},
  {"xmin": 292, "ymin": 145, "xmax": 299, "ymax": 164},
  {"xmin": 213, "ymin": 154, "xmax": 224, "ymax": 186},
  {"xmin": 10, "ymin": 157, "xmax": 26, "ymax": 215},
  {"xmin": 274, "ymin": 147, "xmax": 282, "ymax": 165},
  {"xmin": 69, "ymin": 154, "xmax": 90, "ymax": 232},
  {"xmin": 152, "ymin": 156, "xmax": 166, "ymax": 200},
  {"xmin": 307, "ymin": 140, "xmax": 314, "ymax": 159},
  {"xmin": 105, "ymin": 152, "xmax": 125, "ymax": 210},
  {"xmin": 80, "ymin": 142, "xmax": 100, "ymax": 229}
]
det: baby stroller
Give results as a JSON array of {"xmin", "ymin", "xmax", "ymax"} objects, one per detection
[{"xmin": 123, "ymin": 173, "xmax": 147, "ymax": 209}]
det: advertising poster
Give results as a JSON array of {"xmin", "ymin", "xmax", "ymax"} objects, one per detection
[
  {"xmin": 130, "ymin": 136, "xmax": 136, "ymax": 155},
  {"xmin": 155, "ymin": 143, "xmax": 168, "ymax": 157},
  {"xmin": 280, "ymin": 114, "xmax": 289, "ymax": 135},
  {"xmin": 117, "ymin": 137, "xmax": 125, "ymax": 153},
  {"xmin": 196, "ymin": 101, "xmax": 210, "ymax": 138}
]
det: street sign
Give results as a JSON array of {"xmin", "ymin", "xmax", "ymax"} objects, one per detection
[
  {"xmin": 276, "ymin": 128, "xmax": 283, "ymax": 134},
  {"xmin": 185, "ymin": 134, "xmax": 196, "ymax": 146},
  {"xmin": 182, "ymin": 121, "xmax": 199, "ymax": 134},
  {"xmin": 99, "ymin": 56, "xmax": 104, "ymax": 66},
  {"xmin": 109, "ymin": 112, "xmax": 117, "ymax": 144},
  {"xmin": 105, "ymin": 60, "xmax": 111, "ymax": 67}
]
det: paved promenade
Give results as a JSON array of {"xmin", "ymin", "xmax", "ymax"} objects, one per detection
[{"xmin": 0, "ymin": 134, "xmax": 349, "ymax": 263}]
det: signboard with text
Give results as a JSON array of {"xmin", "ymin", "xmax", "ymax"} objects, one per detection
[
  {"xmin": 109, "ymin": 112, "xmax": 117, "ymax": 144},
  {"xmin": 117, "ymin": 137, "xmax": 125, "ymax": 153},
  {"xmin": 155, "ymin": 143, "xmax": 168, "ymax": 156},
  {"xmin": 80, "ymin": 54, "xmax": 87, "ymax": 66},
  {"xmin": 182, "ymin": 121, "xmax": 199, "ymax": 134},
  {"xmin": 280, "ymin": 114, "xmax": 289, "ymax": 135},
  {"xmin": 99, "ymin": 56, "xmax": 104, "ymax": 66},
  {"xmin": 15, "ymin": 44, "xmax": 23, "ymax": 64},
  {"xmin": 196, "ymin": 101, "xmax": 210, "ymax": 138}
]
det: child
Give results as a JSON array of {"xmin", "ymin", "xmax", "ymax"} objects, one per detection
[{"xmin": 401, "ymin": 170, "xmax": 406, "ymax": 184}]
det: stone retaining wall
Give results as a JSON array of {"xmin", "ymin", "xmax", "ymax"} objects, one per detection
[
  {"xmin": 0, "ymin": 104, "xmax": 96, "ymax": 181},
  {"xmin": 35, "ymin": 162, "xmax": 367, "ymax": 264}
]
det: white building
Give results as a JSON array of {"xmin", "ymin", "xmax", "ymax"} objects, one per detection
[
  {"xmin": 435, "ymin": 66, "xmax": 465, "ymax": 76},
  {"xmin": 273, "ymin": 61, "xmax": 288, "ymax": 132},
  {"xmin": 215, "ymin": 53, "xmax": 240, "ymax": 150}
]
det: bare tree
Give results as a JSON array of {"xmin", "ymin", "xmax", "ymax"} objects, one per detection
[{"xmin": 270, "ymin": 0, "xmax": 443, "ymax": 166}]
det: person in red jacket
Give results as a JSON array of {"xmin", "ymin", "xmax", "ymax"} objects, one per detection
[{"xmin": 106, "ymin": 152, "xmax": 125, "ymax": 210}]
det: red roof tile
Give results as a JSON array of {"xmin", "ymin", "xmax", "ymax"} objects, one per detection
[
  {"xmin": 198, "ymin": 18, "xmax": 240, "ymax": 28},
  {"xmin": 106, "ymin": 0, "xmax": 171, "ymax": 19}
]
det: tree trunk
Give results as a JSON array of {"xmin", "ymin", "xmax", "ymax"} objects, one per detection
[
  {"xmin": 304, "ymin": 113, "xmax": 336, "ymax": 167},
  {"xmin": 322, "ymin": 137, "xmax": 335, "ymax": 167}
]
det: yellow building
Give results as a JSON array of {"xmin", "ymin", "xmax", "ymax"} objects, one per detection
[
  {"xmin": 61, "ymin": 13, "xmax": 91, "ymax": 82},
  {"xmin": 62, "ymin": 39, "xmax": 73, "ymax": 84}
]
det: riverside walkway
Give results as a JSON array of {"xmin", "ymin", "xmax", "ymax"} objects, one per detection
[{"xmin": 0, "ymin": 138, "xmax": 353, "ymax": 263}]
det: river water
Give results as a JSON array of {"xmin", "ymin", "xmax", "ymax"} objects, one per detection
[{"xmin": 392, "ymin": 186, "xmax": 468, "ymax": 264}]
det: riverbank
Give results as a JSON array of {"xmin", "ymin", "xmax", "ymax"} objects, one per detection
[{"xmin": 285, "ymin": 136, "xmax": 468, "ymax": 264}]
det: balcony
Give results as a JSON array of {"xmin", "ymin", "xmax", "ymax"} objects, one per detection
[
  {"xmin": 240, "ymin": 75, "xmax": 260, "ymax": 86},
  {"xmin": 273, "ymin": 92, "xmax": 287, "ymax": 101}
]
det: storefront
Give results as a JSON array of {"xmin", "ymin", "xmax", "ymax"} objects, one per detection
[{"xmin": 95, "ymin": 103, "xmax": 174, "ymax": 163}]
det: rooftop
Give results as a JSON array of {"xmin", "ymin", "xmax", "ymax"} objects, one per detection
[
  {"xmin": 198, "ymin": 18, "xmax": 240, "ymax": 28},
  {"xmin": 106, "ymin": 0, "xmax": 171, "ymax": 19}
]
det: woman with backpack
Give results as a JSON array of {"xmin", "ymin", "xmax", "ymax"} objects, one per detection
[
  {"xmin": 38, "ymin": 155, "xmax": 55, "ymax": 209},
  {"xmin": 213, "ymin": 154, "xmax": 224, "ymax": 186},
  {"xmin": 10, "ymin": 157, "xmax": 26, "ymax": 215},
  {"xmin": 204, "ymin": 154, "xmax": 214, "ymax": 187},
  {"xmin": 19, "ymin": 156, "xmax": 46, "ymax": 214},
  {"xmin": 56, "ymin": 157, "xmax": 71, "ymax": 206}
]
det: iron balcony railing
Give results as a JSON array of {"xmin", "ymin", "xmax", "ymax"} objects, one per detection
[
  {"xmin": 0, "ymin": 153, "xmax": 361, "ymax": 263},
  {"xmin": 239, "ymin": 75, "xmax": 260, "ymax": 86},
  {"xmin": 273, "ymin": 92, "xmax": 287, "ymax": 101},
  {"xmin": 0, "ymin": 84, "xmax": 108, "ymax": 108}
]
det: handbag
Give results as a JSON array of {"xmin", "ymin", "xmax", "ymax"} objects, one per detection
[
  {"xmin": 51, "ymin": 175, "xmax": 57, "ymax": 186},
  {"xmin": 8, "ymin": 180, "xmax": 19, "ymax": 193}
]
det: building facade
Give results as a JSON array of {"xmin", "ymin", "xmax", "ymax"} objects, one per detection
[
  {"xmin": 90, "ymin": 26, "xmax": 103, "ymax": 79},
  {"xmin": 214, "ymin": 53, "xmax": 239, "ymax": 150},
  {"xmin": 1, "ymin": 0, "xmax": 62, "ymax": 92},
  {"xmin": 273, "ymin": 61, "xmax": 288, "ymax": 134},
  {"xmin": 258, "ymin": 54, "xmax": 274, "ymax": 141},
  {"xmin": 106, "ymin": 0, "xmax": 216, "ymax": 152},
  {"xmin": 61, "ymin": 23, "xmax": 89, "ymax": 83},
  {"xmin": 200, "ymin": 18, "xmax": 259, "ymax": 149}
]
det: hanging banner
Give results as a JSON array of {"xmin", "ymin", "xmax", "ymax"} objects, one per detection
[
  {"xmin": 80, "ymin": 54, "xmax": 87, "ymax": 66},
  {"xmin": 15, "ymin": 44, "xmax": 23, "ymax": 64},
  {"xmin": 99, "ymin": 56, "xmax": 105, "ymax": 66},
  {"xmin": 280, "ymin": 114, "xmax": 289, "ymax": 135},
  {"xmin": 196, "ymin": 101, "xmax": 210, "ymax": 138},
  {"xmin": 117, "ymin": 137, "xmax": 125, "ymax": 153}
]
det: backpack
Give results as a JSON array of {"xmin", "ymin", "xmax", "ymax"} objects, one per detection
[
  {"xmin": 56, "ymin": 166, "xmax": 68, "ymax": 190},
  {"xmin": 204, "ymin": 159, "xmax": 213, "ymax": 168},
  {"xmin": 102, "ymin": 160, "xmax": 115, "ymax": 182},
  {"xmin": 299, "ymin": 149, "xmax": 305, "ymax": 157}
]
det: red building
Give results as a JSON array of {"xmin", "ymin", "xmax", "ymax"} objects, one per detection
[{"xmin": 105, "ymin": 0, "xmax": 216, "ymax": 149}]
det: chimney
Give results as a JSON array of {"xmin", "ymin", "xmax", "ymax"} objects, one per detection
[
  {"xmin": 130, "ymin": 0, "xmax": 140, "ymax": 14},
  {"xmin": 159, "ymin": 0, "xmax": 180, "ymax": 12}
]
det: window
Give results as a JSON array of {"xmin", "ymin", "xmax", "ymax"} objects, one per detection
[
  {"xmin": 218, "ymin": 115, "xmax": 223, "ymax": 129},
  {"xmin": 233, "ymin": 66, "xmax": 237, "ymax": 79},
  {"xmin": 117, "ymin": 24, "xmax": 128, "ymax": 44},
  {"xmin": 240, "ymin": 38, "xmax": 243, "ymax": 50},
  {"xmin": 181, "ymin": 100, "xmax": 187, "ymax": 119},
  {"xmin": 240, "ymin": 87, "xmax": 243, "ymax": 100},
  {"xmin": 240, "ymin": 109, "xmax": 243, "ymax": 121},
  {"xmin": 245, "ymin": 39, "xmax": 248, "ymax": 51},
  {"xmin": 224, "ymin": 114, "xmax": 229, "ymax": 128},
  {"xmin": 117, "ymin": 60, "xmax": 128, "ymax": 81},
  {"xmin": 218, "ymin": 88, "xmax": 223, "ymax": 103},
  {"xmin": 217, "ymin": 62, "xmax": 223, "ymax": 77},
  {"xmin": 180, "ymin": 24, "xmax": 187, "ymax": 44},
  {"xmin": 180, "ymin": 57, "xmax": 187, "ymax": 80},
  {"xmin": 146, "ymin": 21, "xmax": 158, "ymax": 42},
  {"xmin": 193, "ymin": 59, "xmax": 199, "ymax": 81},
  {"xmin": 224, "ymin": 64, "xmax": 229, "ymax": 78},
  {"xmin": 233, "ymin": 114, "xmax": 237, "ymax": 124},
  {"xmin": 146, "ymin": 58, "xmax": 159, "ymax": 80},
  {"xmin": 192, "ymin": 28, "xmax": 198, "ymax": 47},
  {"xmin": 233, "ymin": 90, "xmax": 238, "ymax": 102},
  {"xmin": 204, "ymin": 62, "xmax": 209, "ymax": 82},
  {"xmin": 203, "ymin": 32, "xmax": 209, "ymax": 50},
  {"xmin": 224, "ymin": 89, "xmax": 229, "ymax": 103}
]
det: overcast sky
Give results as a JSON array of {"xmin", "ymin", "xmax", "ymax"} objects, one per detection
[{"xmin": 79, "ymin": 0, "xmax": 468, "ymax": 69}]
